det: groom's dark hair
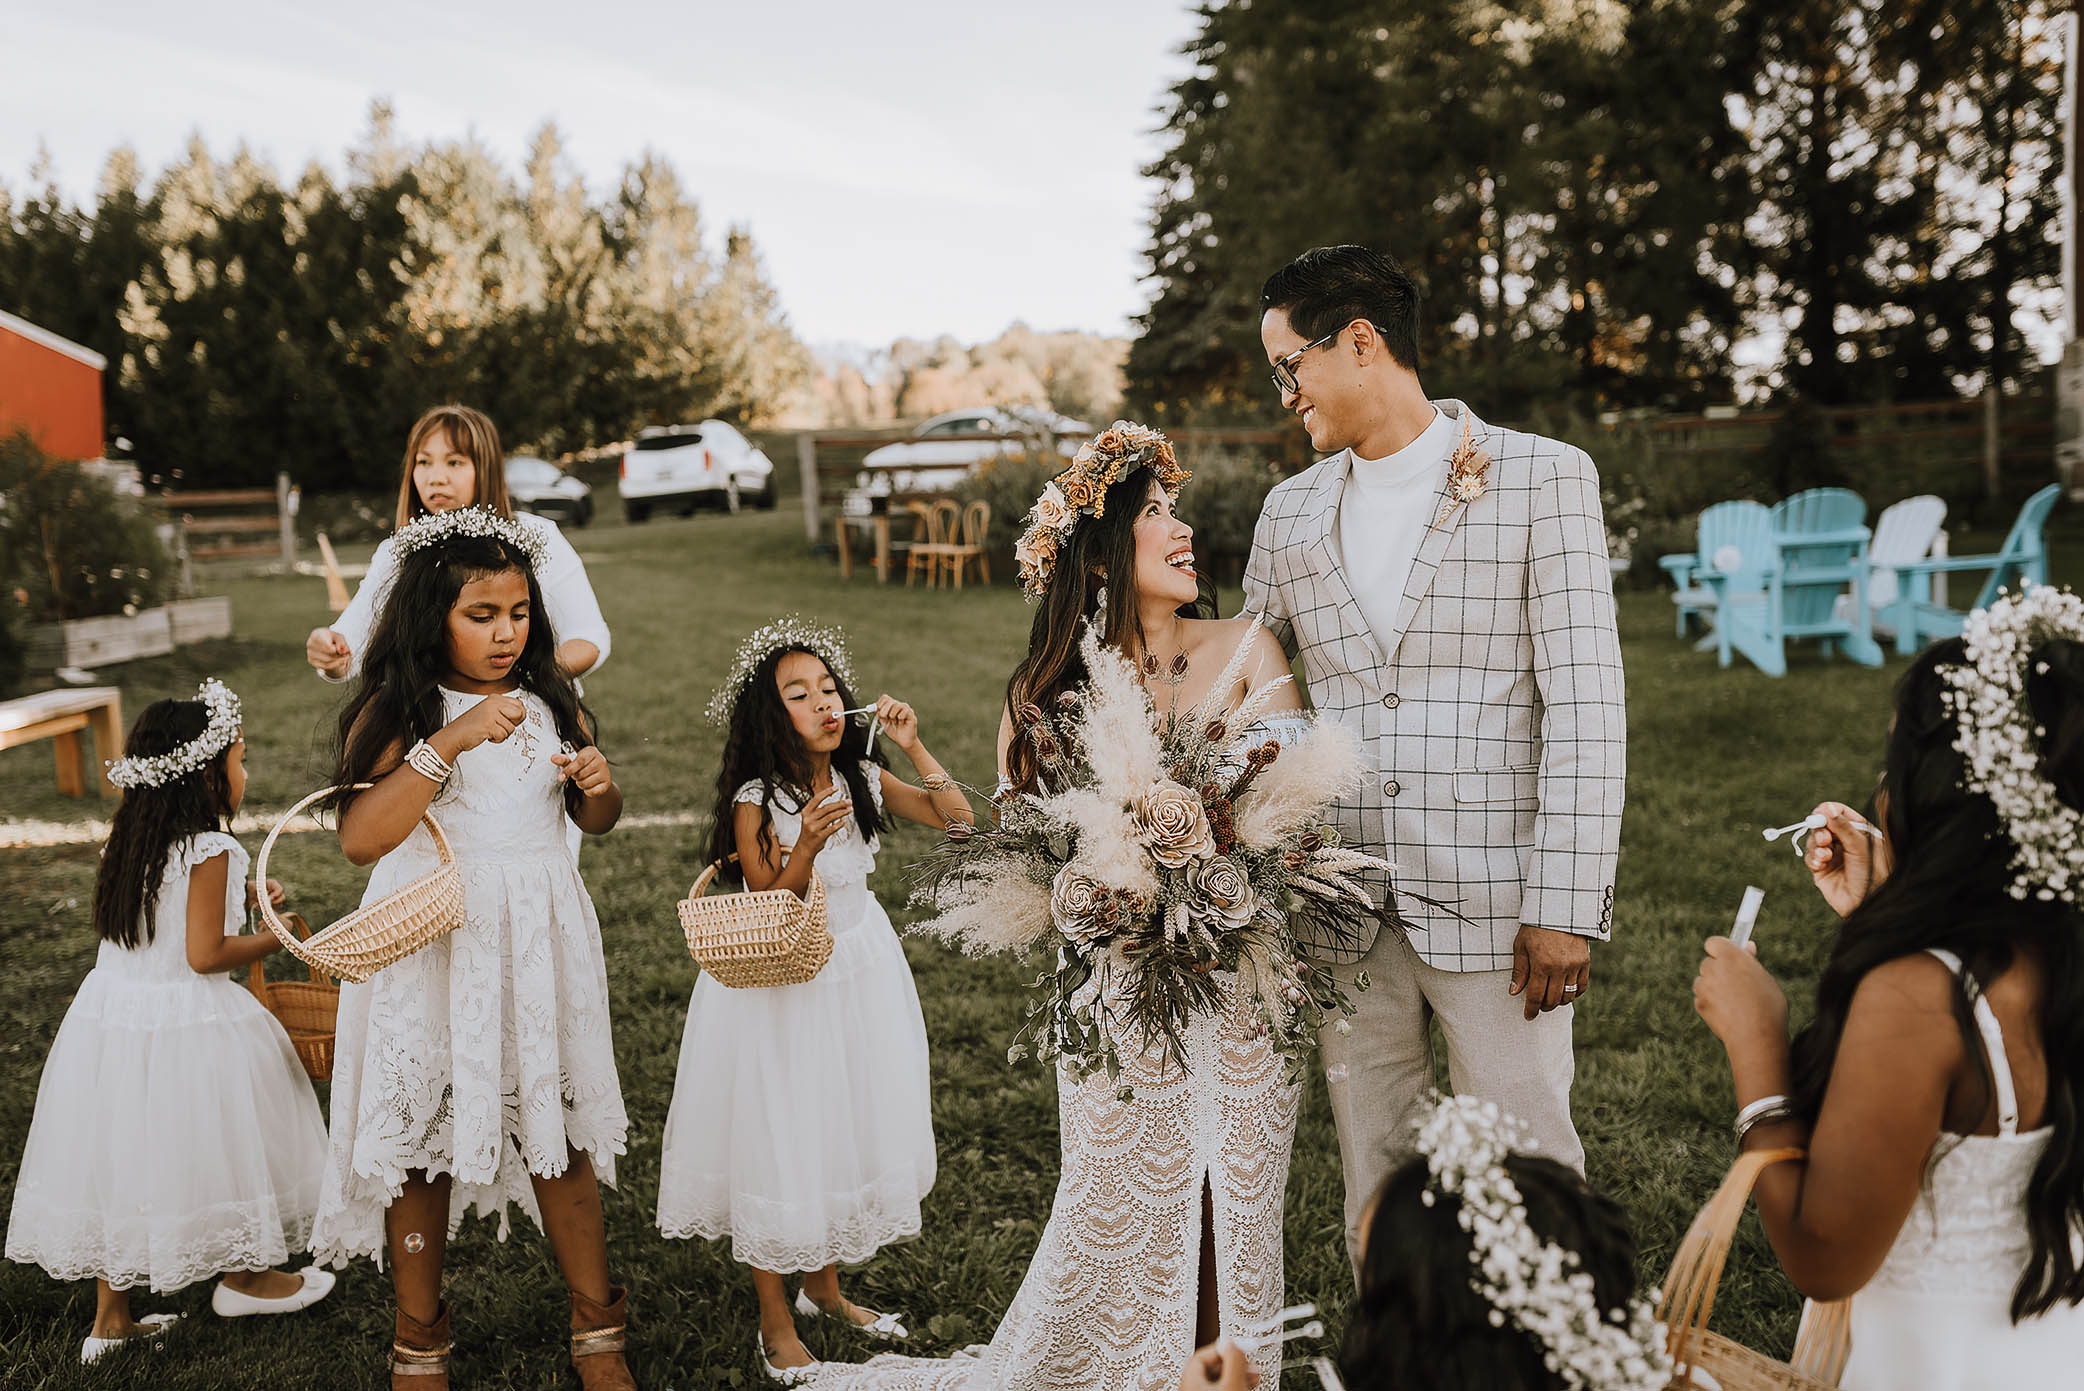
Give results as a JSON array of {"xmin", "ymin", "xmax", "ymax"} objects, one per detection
[{"xmin": 1260, "ymin": 246, "xmax": 1421, "ymax": 372}]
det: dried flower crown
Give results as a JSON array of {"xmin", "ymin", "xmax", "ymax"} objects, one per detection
[
  {"xmin": 1940, "ymin": 583, "xmax": 2084, "ymax": 903},
  {"xmin": 1416, "ymin": 1095, "xmax": 1672, "ymax": 1391},
  {"xmin": 1016, "ymin": 421, "xmax": 1191, "ymax": 598},
  {"xmin": 390, "ymin": 505, "xmax": 547, "ymax": 570},
  {"xmin": 706, "ymin": 615, "xmax": 860, "ymax": 725},
  {"xmin": 107, "ymin": 678, "xmax": 242, "ymax": 790}
]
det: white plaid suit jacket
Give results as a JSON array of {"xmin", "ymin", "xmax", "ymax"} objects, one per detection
[{"xmin": 1243, "ymin": 399, "xmax": 1626, "ymax": 971}]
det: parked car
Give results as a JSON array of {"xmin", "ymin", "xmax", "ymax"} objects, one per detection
[
  {"xmin": 618, "ymin": 421, "xmax": 776, "ymax": 521},
  {"xmin": 842, "ymin": 407, "xmax": 1089, "ymax": 515},
  {"xmin": 505, "ymin": 455, "xmax": 593, "ymax": 527}
]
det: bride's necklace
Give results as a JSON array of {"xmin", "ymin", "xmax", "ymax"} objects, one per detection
[{"xmin": 1136, "ymin": 624, "xmax": 1191, "ymax": 689}]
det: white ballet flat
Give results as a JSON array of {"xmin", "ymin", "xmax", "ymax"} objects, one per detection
[
  {"xmin": 80, "ymin": 1312, "xmax": 179, "ymax": 1365},
  {"xmin": 758, "ymin": 1333, "xmax": 821, "ymax": 1385},
  {"xmin": 794, "ymin": 1288, "xmax": 908, "ymax": 1342},
  {"xmin": 211, "ymin": 1265, "xmax": 337, "ymax": 1317}
]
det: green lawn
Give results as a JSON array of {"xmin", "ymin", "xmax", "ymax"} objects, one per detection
[{"xmin": 1, "ymin": 498, "xmax": 2076, "ymax": 1389}]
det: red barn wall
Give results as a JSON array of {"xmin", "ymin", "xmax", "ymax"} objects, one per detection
[{"xmin": 0, "ymin": 313, "xmax": 106, "ymax": 461}]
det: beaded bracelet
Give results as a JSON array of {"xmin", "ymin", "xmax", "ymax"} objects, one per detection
[{"xmin": 406, "ymin": 739, "xmax": 454, "ymax": 785}]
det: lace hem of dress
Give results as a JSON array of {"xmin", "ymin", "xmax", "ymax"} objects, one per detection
[
  {"xmin": 657, "ymin": 1201, "xmax": 924, "ymax": 1275},
  {"xmin": 5, "ymin": 1194, "xmax": 315, "ymax": 1294}
]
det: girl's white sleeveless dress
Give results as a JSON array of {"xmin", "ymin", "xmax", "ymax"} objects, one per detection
[
  {"xmin": 655, "ymin": 766, "xmax": 936, "ymax": 1272},
  {"xmin": 311, "ymin": 688, "xmax": 628, "ymax": 1265},
  {"xmin": 5, "ymin": 833, "xmax": 328, "ymax": 1292},
  {"xmin": 1837, "ymin": 948, "xmax": 2084, "ymax": 1388}
]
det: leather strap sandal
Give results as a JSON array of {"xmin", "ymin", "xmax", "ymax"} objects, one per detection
[
  {"xmin": 390, "ymin": 1302, "xmax": 453, "ymax": 1389},
  {"xmin": 570, "ymin": 1284, "xmax": 637, "ymax": 1390}
]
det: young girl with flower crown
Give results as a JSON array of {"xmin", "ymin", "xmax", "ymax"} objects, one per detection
[
  {"xmin": 1695, "ymin": 588, "xmax": 2084, "ymax": 1389},
  {"xmin": 308, "ymin": 508, "xmax": 633, "ymax": 1391},
  {"xmin": 656, "ymin": 618, "xmax": 970, "ymax": 1383},
  {"xmin": 5, "ymin": 681, "xmax": 337, "ymax": 1366}
]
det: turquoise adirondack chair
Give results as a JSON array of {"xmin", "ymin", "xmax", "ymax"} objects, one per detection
[
  {"xmin": 1879, "ymin": 484, "xmax": 2062, "ymax": 656},
  {"xmin": 1697, "ymin": 490, "xmax": 1883, "ymax": 676},
  {"xmin": 1663, "ymin": 501, "xmax": 1773, "ymax": 643}
]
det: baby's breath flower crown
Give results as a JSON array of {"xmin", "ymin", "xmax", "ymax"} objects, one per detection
[
  {"xmin": 706, "ymin": 615, "xmax": 859, "ymax": 726},
  {"xmin": 389, "ymin": 505, "xmax": 548, "ymax": 571},
  {"xmin": 107, "ymin": 678, "xmax": 242, "ymax": 790},
  {"xmin": 1417, "ymin": 1095, "xmax": 1673, "ymax": 1391},
  {"xmin": 1939, "ymin": 583, "xmax": 2084, "ymax": 903},
  {"xmin": 1016, "ymin": 421, "xmax": 1191, "ymax": 598}
]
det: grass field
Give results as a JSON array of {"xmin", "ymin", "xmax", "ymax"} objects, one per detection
[{"xmin": 1, "ymin": 497, "xmax": 2076, "ymax": 1389}]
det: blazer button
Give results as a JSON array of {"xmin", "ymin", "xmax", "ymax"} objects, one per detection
[
  {"xmin": 1381, "ymin": 693, "xmax": 1401, "ymax": 709},
  {"xmin": 1382, "ymin": 779, "xmax": 1401, "ymax": 798}
]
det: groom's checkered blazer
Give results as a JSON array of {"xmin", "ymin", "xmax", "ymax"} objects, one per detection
[{"xmin": 1243, "ymin": 400, "xmax": 1626, "ymax": 971}]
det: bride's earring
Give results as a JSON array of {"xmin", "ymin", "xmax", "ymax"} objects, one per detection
[{"xmin": 1092, "ymin": 583, "xmax": 1108, "ymax": 628}]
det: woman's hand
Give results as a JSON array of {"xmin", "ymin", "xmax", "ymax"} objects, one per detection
[
  {"xmin": 552, "ymin": 746, "xmax": 614, "ymax": 798},
  {"xmin": 875, "ymin": 694, "xmax": 920, "ymax": 752},
  {"xmin": 1694, "ymin": 936, "xmax": 1789, "ymax": 1062},
  {"xmin": 1804, "ymin": 801, "xmax": 1891, "ymax": 918},
  {"xmin": 795, "ymin": 789, "xmax": 854, "ymax": 856},
  {"xmin": 1177, "ymin": 1337, "xmax": 1259, "ymax": 1390},
  {"xmin": 306, "ymin": 627, "xmax": 351, "ymax": 677},
  {"xmin": 439, "ymin": 695, "xmax": 528, "ymax": 756},
  {"xmin": 244, "ymin": 877, "xmax": 286, "ymax": 911}
]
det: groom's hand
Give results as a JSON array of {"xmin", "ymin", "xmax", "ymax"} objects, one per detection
[{"xmin": 1510, "ymin": 925, "xmax": 1590, "ymax": 1020}]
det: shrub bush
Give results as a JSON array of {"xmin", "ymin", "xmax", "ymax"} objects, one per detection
[{"xmin": 0, "ymin": 431, "xmax": 173, "ymax": 622}]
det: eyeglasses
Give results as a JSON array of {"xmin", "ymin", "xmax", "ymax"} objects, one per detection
[{"xmin": 1270, "ymin": 328, "xmax": 1344, "ymax": 396}]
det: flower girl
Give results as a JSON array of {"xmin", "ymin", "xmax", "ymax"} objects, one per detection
[
  {"xmin": 657, "ymin": 618, "xmax": 969, "ymax": 1383},
  {"xmin": 309, "ymin": 508, "xmax": 633, "ymax": 1391},
  {"xmin": 5, "ymin": 681, "xmax": 335, "ymax": 1365}
]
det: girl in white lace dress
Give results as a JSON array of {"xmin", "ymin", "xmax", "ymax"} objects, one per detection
[
  {"xmin": 821, "ymin": 448, "xmax": 1307, "ymax": 1391},
  {"xmin": 1694, "ymin": 609, "xmax": 2084, "ymax": 1390},
  {"xmin": 6, "ymin": 683, "xmax": 335, "ymax": 1365},
  {"xmin": 310, "ymin": 514, "xmax": 634, "ymax": 1391},
  {"xmin": 658, "ymin": 619, "xmax": 969, "ymax": 1382}
]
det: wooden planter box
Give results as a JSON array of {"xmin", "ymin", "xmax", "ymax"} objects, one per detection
[{"xmin": 27, "ymin": 597, "xmax": 234, "ymax": 670}]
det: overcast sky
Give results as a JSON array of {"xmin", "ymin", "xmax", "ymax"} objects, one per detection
[{"xmin": 2, "ymin": 0, "xmax": 1202, "ymax": 349}]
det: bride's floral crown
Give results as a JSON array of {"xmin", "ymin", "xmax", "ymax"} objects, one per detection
[
  {"xmin": 1416, "ymin": 1095, "xmax": 1672, "ymax": 1391},
  {"xmin": 1015, "ymin": 421, "xmax": 1190, "ymax": 598},
  {"xmin": 391, "ymin": 505, "xmax": 547, "ymax": 570},
  {"xmin": 107, "ymin": 679, "xmax": 242, "ymax": 790},
  {"xmin": 706, "ymin": 615, "xmax": 859, "ymax": 725},
  {"xmin": 1940, "ymin": 583, "xmax": 2084, "ymax": 903}
]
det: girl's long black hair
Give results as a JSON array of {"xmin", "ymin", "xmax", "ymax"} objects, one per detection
[
  {"xmin": 1787, "ymin": 636, "xmax": 2084, "ymax": 1321},
  {"xmin": 1339, "ymin": 1152, "xmax": 1643, "ymax": 1390},
  {"xmin": 328, "ymin": 534, "xmax": 595, "ymax": 817},
  {"xmin": 93, "ymin": 699, "xmax": 235, "ymax": 948},
  {"xmin": 706, "ymin": 645, "xmax": 886, "ymax": 879},
  {"xmin": 1004, "ymin": 467, "xmax": 1172, "ymax": 794}
]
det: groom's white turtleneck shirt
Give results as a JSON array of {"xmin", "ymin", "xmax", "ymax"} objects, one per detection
[{"xmin": 1336, "ymin": 406, "xmax": 1455, "ymax": 645}]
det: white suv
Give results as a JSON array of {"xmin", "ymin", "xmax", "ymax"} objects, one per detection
[
  {"xmin": 618, "ymin": 421, "xmax": 776, "ymax": 521},
  {"xmin": 842, "ymin": 407, "xmax": 1088, "ymax": 515}
]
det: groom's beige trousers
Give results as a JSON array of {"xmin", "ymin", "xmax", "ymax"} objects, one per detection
[{"xmin": 1319, "ymin": 927, "xmax": 1583, "ymax": 1265}]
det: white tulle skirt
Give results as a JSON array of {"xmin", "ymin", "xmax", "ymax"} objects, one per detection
[
  {"xmin": 4, "ymin": 968, "xmax": 327, "ymax": 1292},
  {"xmin": 656, "ymin": 884, "xmax": 936, "ymax": 1272}
]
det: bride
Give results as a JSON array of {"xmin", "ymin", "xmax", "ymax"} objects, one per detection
[{"xmin": 816, "ymin": 424, "xmax": 1307, "ymax": 1390}]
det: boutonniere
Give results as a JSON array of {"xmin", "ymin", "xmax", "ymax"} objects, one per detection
[{"xmin": 1435, "ymin": 414, "xmax": 1492, "ymax": 528}]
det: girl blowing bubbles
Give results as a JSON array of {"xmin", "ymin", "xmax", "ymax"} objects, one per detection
[
  {"xmin": 657, "ymin": 619, "xmax": 970, "ymax": 1384},
  {"xmin": 1695, "ymin": 588, "xmax": 2084, "ymax": 1390},
  {"xmin": 6, "ymin": 682, "xmax": 335, "ymax": 1366},
  {"xmin": 308, "ymin": 509, "xmax": 633, "ymax": 1391}
]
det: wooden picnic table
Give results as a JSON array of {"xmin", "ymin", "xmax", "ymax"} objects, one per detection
[{"xmin": 0, "ymin": 686, "xmax": 125, "ymax": 796}]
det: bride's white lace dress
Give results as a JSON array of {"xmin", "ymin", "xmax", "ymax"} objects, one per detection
[{"xmin": 820, "ymin": 717, "xmax": 1308, "ymax": 1391}]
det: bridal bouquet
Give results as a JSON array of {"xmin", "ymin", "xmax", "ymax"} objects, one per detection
[{"xmin": 912, "ymin": 619, "xmax": 1404, "ymax": 1086}]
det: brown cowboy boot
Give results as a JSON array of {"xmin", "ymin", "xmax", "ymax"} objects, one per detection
[
  {"xmin": 569, "ymin": 1284, "xmax": 637, "ymax": 1390},
  {"xmin": 390, "ymin": 1301, "xmax": 452, "ymax": 1391}
]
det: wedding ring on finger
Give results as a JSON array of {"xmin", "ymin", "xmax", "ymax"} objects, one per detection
[{"xmin": 1563, "ymin": 982, "xmax": 1581, "ymax": 995}]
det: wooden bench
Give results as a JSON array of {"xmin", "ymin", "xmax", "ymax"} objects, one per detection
[{"xmin": 0, "ymin": 687, "xmax": 125, "ymax": 797}]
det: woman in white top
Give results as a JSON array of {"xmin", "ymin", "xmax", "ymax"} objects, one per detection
[
  {"xmin": 1692, "ymin": 596, "xmax": 2084, "ymax": 1391},
  {"xmin": 306, "ymin": 404, "xmax": 610, "ymax": 686}
]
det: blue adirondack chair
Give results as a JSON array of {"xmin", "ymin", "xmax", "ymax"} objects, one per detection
[
  {"xmin": 1680, "ymin": 502, "xmax": 1775, "ymax": 667},
  {"xmin": 1879, "ymin": 484, "xmax": 2062, "ymax": 655},
  {"xmin": 1662, "ymin": 501, "xmax": 1774, "ymax": 641},
  {"xmin": 1765, "ymin": 489, "xmax": 1884, "ymax": 669}
]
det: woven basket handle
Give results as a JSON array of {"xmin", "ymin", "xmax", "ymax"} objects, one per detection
[
  {"xmin": 248, "ymin": 911, "xmax": 327, "ymax": 990},
  {"xmin": 256, "ymin": 782, "xmax": 455, "ymax": 971},
  {"xmin": 685, "ymin": 852, "xmax": 819, "ymax": 903},
  {"xmin": 1658, "ymin": 1146, "xmax": 1824, "ymax": 1375}
]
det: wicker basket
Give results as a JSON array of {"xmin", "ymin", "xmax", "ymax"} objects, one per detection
[
  {"xmin": 1659, "ymin": 1147, "xmax": 1851, "ymax": 1390},
  {"xmin": 678, "ymin": 856, "xmax": 832, "ymax": 988},
  {"xmin": 247, "ymin": 912, "xmax": 339, "ymax": 1080},
  {"xmin": 256, "ymin": 785, "xmax": 465, "ymax": 985}
]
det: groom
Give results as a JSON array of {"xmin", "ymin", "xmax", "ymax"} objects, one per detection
[{"xmin": 1242, "ymin": 245, "xmax": 1626, "ymax": 1263}]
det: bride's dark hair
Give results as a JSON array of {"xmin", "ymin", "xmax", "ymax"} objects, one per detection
[
  {"xmin": 1002, "ymin": 468, "xmax": 1177, "ymax": 794},
  {"xmin": 1786, "ymin": 636, "xmax": 2084, "ymax": 1321}
]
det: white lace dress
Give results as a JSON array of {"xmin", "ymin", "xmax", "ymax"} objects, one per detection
[
  {"xmin": 5, "ymin": 833, "xmax": 328, "ymax": 1292},
  {"xmin": 656, "ymin": 767, "xmax": 936, "ymax": 1272},
  {"xmin": 820, "ymin": 722, "xmax": 1306, "ymax": 1391},
  {"xmin": 1836, "ymin": 948, "xmax": 2084, "ymax": 1388},
  {"xmin": 311, "ymin": 688, "xmax": 628, "ymax": 1266}
]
